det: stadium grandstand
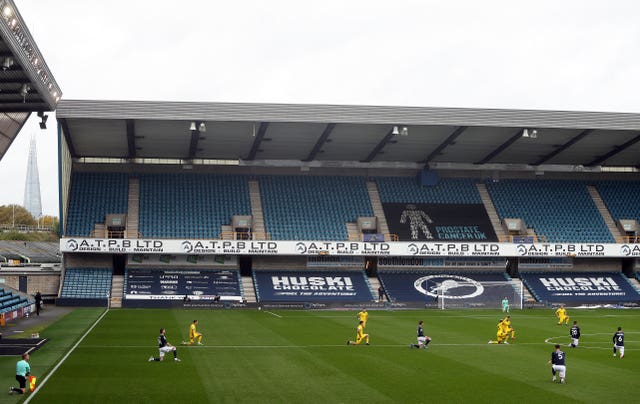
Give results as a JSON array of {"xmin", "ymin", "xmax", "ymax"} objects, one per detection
[
  {"xmin": 0, "ymin": 0, "xmax": 638, "ymax": 314},
  {"xmin": 52, "ymin": 99, "xmax": 640, "ymax": 309},
  {"xmin": 0, "ymin": 0, "xmax": 61, "ymax": 322}
]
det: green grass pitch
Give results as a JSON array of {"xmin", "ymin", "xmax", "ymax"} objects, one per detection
[{"xmin": 1, "ymin": 307, "xmax": 638, "ymax": 403}]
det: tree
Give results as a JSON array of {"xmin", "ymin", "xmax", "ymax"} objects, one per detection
[{"xmin": 0, "ymin": 205, "xmax": 37, "ymax": 227}]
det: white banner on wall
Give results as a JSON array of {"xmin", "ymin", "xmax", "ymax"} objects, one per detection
[{"xmin": 60, "ymin": 238, "xmax": 640, "ymax": 258}]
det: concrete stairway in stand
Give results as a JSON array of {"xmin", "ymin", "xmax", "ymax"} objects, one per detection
[
  {"xmin": 587, "ymin": 185, "xmax": 624, "ymax": 243},
  {"xmin": 249, "ymin": 180, "xmax": 267, "ymax": 240},
  {"xmin": 368, "ymin": 276, "xmax": 383, "ymax": 302},
  {"xmin": 366, "ymin": 181, "xmax": 391, "ymax": 240},
  {"xmin": 126, "ymin": 177, "xmax": 140, "ymax": 238},
  {"xmin": 346, "ymin": 222, "xmax": 360, "ymax": 241},
  {"xmin": 476, "ymin": 183, "xmax": 508, "ymax": 242},
  {"xmin": 110, "ymin": 274, "xmax": 124, "ymax": 308},
  {"xmin": 242, "ymin": 276, "xmax": 257, "ymax": 303}
]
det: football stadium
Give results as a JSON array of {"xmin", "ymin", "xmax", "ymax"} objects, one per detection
[{"xmin": 0, "ymin": 1, "xmax": 639, "ymax": 403}]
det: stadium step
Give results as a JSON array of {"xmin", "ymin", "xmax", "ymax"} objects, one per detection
[
  {"xmin": 346, "ymin": 222, "xmax": 360, "ymax": 241},
  {"xmin": 368, "ymin": 276, "xmax": 384, "ymax": 302},
  {"xmin": 126, "ymin": 177, "xmax": 140, "ymax": 238},
  {"xmin": 91, "ymin": 223, "xmax": 107, "ymax": 238},
  {"xmin": 476, "ymin": 183, "xmax": 509, "ymax": 242},
  {"xmin": 627, "ymin": 278, "xmax": 640, "ymax": 294},
  {"xmin": 586, "ymin": 186, "xmax": 624, "ymax": 242},
  {"xmin": 241, "ymin": 276, "xmax": 257, "ymax": 303},
  {"xmin": 366, "ymin": 181, "xmax": 391, "ymax": 240},
  {"xmin": 248, "ymin": 180, "xmax": 267, "ymax": 240},
  {"xmin": 109, "ymin": 275, "xmax": 124, "ymax": 308}
]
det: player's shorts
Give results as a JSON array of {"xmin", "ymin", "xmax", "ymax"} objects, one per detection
[
  {"xmin": 614, "ymin": 345, "xmax": 624, "ymax": 356},
  {"xmin": 571, "ymin": 338, "xmax": 579, "ymax": 346},
  {"xmin": 355, "ymin": 335, "xmax": 368, "ymax": 344},
  {"xmin": 551, "ymin": 364, "xmax": 566, "ymax": 378},
  {"xmin": 417, "ymin": 336, "xmax": 430, "ymax": 345},
  {"xmin": 159, "ymin": 345, "xmax": 175, "ymax": 357},
  {"xmin": 15, "ymin": 375, "xmax": 26, "ymax": 389}
]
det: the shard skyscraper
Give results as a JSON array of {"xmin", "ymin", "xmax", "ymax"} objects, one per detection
[{"xmin": 23, "ymin": 133, "xmax": 42, "ymax": 219}]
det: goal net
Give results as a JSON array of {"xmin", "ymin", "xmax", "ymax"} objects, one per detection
[{"xmin": 434, "ymin": 279, "xmax": 523, "ymax": 310}]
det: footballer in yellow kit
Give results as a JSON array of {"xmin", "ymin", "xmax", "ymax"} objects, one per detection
[
  {"xmin": 555, "ymin": 305, "xmax": 570, "ymax": 325},
  {"xmin": 500, "ymin": 315, "xmax": 516, "ymax": 339},
  {"xmin": 489, "ymin": 320, "xmax": 509, "ymax": 344},
  {"xmin": 347, "ymin": 321, "xmax": 370, "ymax": 345},
  {"xmin": 357, "ymin": 308, "xmax": 369, "ymax": 328},
  {"xmin": 189, "ymin": 319, "xmax": 203, "ymax": 345}
]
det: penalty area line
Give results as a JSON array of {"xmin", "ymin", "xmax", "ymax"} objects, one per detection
[{"xmin": 24, "ymin": 308, "xmax": 110, "ymax": 404}]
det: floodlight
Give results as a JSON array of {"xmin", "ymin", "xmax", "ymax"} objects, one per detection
[
  {"xmin": 20, "ymin": 83, "xmax": 29, "ymax": 102},
  {"xmin": 3, "ymin": 5, "xmax": 12, "ymax": 17},
  {"xmin": 392, "ymin": 126, "xmax": 399, "ymax": 135},
  {"xmin": 199, "ymin": 122, "xmax": 206, "ymax": 132},
  {"xmin": 189, "ymin": 121, "xmax": 197, "ymax": 131},
  {"xmin": 522, "ymin": 128, "xmax": 537, "ymax": 139},
  {"xmin": 2, "ymin": 57, "xmax": 13, "ymax": 70},
  {"xmin": 37, "ymin": 111, "xmax": 48, "ymax": 129}
]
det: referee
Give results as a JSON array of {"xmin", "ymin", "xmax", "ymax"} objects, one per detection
[{"xmin": 9, "ymin": 353, "xmax": 30, "ymax": 395}]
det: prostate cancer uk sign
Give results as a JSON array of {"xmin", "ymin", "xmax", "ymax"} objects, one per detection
[{"xmin": 521, "ymin": 272, "xmax": 640, "ymax": 303}]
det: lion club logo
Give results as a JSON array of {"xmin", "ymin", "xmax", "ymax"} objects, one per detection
[
  {"xmin": 181, "ymin": 241, "xmax": 193, "ymax": 253},
  {"xmin": 413, "ymin": 274, "xmax": 484, "ymax": 299},
  {"xmin": 66, "ymin": 239, "xmax": 78, "ymax": 251}
]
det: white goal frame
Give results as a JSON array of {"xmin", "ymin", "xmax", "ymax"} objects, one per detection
[{"xmin": 437, "ymin": 279, "xmax": 524, "ymax": 310}]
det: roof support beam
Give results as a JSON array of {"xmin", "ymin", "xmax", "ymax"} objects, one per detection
[
  {"xmin": 362, "ymin": 127, "xmax": 396, "ymax": 163},
  {"xmin": 475, "ymin": 129, "xmax": 522, "ymax": 165},
  {"xmin": 246, "ymin": 122, "xmax": 269, "ymax": 160},
  {"xmin": 422, "ymin": 126, "xmax": 467, "ymax": 165},
  {"xmin": 586, "ymin": 133, "xmax": 640, "ymax": 166},
  {"xmin": 304, "ymin": 123, "xmax": 336, "ymax": 162},
  {"xmin": 532, "ymin": 129, "xmax": 593, "ymax": 166},
  {"xmin": 126, "ymin": 119, "xmax": 136, "ymax": 159},
  {"xmin": 187, "ymin": 121, "xmax": 203, "ymax": 159},
  {"xmin": 58, "ymin": 118, "xmax": 77, "ymax": 158}
]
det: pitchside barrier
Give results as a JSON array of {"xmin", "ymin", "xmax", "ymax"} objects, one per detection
[
  {"xmin": 122, "ymin": 267, "xmax": 242, "ymax": 308},
  {"xmin": 253, "ymin": 270, "xmax": 374, "ymax": 302},
  {"xmin": 520, "ymin": 272, "xmax": 640, "ymax": 304}
]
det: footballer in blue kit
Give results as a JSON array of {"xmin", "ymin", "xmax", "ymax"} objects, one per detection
[
  {"xmin": 548, "ymin": 344, "xmax": 566, "ymax": 384},
  {"xmin": 569, "ymin": 321, "xmax": 580, "ymax": 348},
  {"xmin": 613, "ymin": 327, "xmax": 624, "ymax": 359}
]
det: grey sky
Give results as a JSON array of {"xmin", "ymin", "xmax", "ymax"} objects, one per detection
[{"xmin": 1, "ymin": 0, "xmax": 640, "ymax": 216}]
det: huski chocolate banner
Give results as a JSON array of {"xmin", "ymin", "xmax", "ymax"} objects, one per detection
[
  {"xmin": 520, "ymin": 272, "xmax": 640, "ymax": 303},
  {"xmin": 383, "ymin": 203, "xmax": 497, "ymax": 242}
]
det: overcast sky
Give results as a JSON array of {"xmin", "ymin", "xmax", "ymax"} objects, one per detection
[{"xmin": 1, "ymin": 0, "xmax": 640, "ymax": 216}]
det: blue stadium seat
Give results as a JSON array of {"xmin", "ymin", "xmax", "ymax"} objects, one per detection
[
  {"xmin": 486, "ymin": 179, "xmax": 614, "ymax": 243},
  {"xmin": 260, "ymin": 176, "xmax": 373, "ymax": 240}
]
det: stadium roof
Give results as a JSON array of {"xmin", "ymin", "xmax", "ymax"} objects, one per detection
[
  {"xmin": 56, "ymin": 99, "xmax": 640, "ymax": 169},
  {"xmin": 0, "ymin": 0, "xmax": 62, "ymax": 160}
]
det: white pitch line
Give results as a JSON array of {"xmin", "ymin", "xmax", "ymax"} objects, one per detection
[
  {"xmin": 75, "ymin": 342, "xmax": 545, "ymax": 349},
  {"xmin": 24, "ymin": 308, "xmax": 110, "ymax": 404},
  {"xmin": 263, "ymin": 310, "xmax": 282, "ymax": 318}
]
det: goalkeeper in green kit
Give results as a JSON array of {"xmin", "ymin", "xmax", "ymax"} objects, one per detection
[{"xmin": 501, "ymin": 297, "xmax": 510, "ymax": 313}]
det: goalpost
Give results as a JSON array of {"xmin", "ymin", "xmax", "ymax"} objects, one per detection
[{"xmin": 436, "ymin": 279, "xmax": 524, "ymax": 310}]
